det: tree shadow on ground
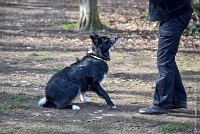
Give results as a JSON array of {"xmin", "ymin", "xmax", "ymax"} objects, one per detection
[
  {"xmin": 109, "ymin": 72, "xmax": 156, "ymax": 82},
  {"xmin": 1, "ymin": 87, "xmax": 198, "ymax": 133},
  {"xmin": 0, "ymin": 42, "xmax": 87, "ymax": 52},
  {"xmin": 0, "ymin": 63, "xmax": 199, "ymax": 83},
  {"xmin": 109, "ymin": 71, "xmax": 200, "ymax": 83},
  {"xmin": 1, "ymin": 92, "xmax": 198, "ymax": 120}
]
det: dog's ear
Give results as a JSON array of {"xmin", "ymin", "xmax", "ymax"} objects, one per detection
[
  {"xmin": 92, "ymin": 32, "xmax": 99, "ymax": 38},
  {"xmin": 90, "ymin": 33, "xmax": 99, "ymax": 45}
]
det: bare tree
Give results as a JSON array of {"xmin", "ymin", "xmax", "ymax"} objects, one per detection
[
  {"xmin": 78, "ymin": 0, "xmax": 105, "ymax": 31},
  {"xmin": 193, "ymin": 0, "xmax": 200, "ymax": 23}
]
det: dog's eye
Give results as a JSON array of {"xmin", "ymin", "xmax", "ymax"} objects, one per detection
[
  {"xmin": 104, "ymin": 39, "xmax": 108, "ymax": 42},
  {"xmin": 99, "ymin": 39, "xmax": 106, "ymax": 43},
  {"xmin": 99, "ymin": 37, "xmax": 109, "ymax": 43}
]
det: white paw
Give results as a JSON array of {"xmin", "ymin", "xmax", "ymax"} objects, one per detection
[
  {"xmin": 72, "ymin": 105, "xmax": 80, "ymax": 110},
  {"xmin": 83, "ymin": 96, "xmax": 91, "ymax": 103},
  {"xmin": 80, "ymin": 94, "xmax": 91, "ymax": 103},
  {"xmin": 38, "ymin": 97, "xmax": 47, "ymax": 107},
  {"xmin": 112, "ymin": 105, "xmax": 117, "ymax": 109}
]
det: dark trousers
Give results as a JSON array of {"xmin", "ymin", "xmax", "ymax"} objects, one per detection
[{"xmin": 153, "ymin": 10, "xmax": 192, "ymax": 109}]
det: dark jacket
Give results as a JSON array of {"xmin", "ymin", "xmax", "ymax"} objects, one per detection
[{"xmin": 149, "ymin": 0, "xmax": 192, "ymax": 22}]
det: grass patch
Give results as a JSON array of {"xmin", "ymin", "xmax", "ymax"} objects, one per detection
[
  {"xmin": 59, "ymin": 22, "xmax": 110, "ymax": 31},
  {"xmin": 52, "ymin": 67, "xmax": 62, "ymax": 72},
  {"xmin": 15, "ymin": 104, "xmax": 29, "ymax": 109},
  {"xmin": 0, "ymin": 129, "xmax": 14, "ymax": 134},
  {"xmin": 28, "ymin": 52, "xmax": 53, "ymax": 61},
  {"xmin": 33, "ymin": 95, "xmax": 42, "ymax": 101},
  {"xmin": 28, "ymin": 52, "xmax": 41, "ymax": 57},
  {"xmin": 72, "ymin": 122, "xmax": 85, "ymax": 130},
  {"xmin": 0, "ymin": 104, "xmax": 13, "ymax": 110},
  {"xmin": 102, "ymin": 22, "xmax": 110, "ymax": 27},
  {"xmin": 9, "ymin": 94, "xmax": 27, "ymax": 101},
  {"xmin": 41, "ymin": 56, "xmax": 53, "ymax": 61},
  {"xmin": 160, "ymin": 123, "xmax": 190, "ymax": 133},
  {"xmin": 72, "ymin": 122, "xmax": 100, "ymax": 131},
  {"xmin": 0, "ymin": 103, "xmax": 29, "ymax": 110},
  {"xmin": 60, "ymin": 23, "xmax": 77, "ymax": 30}
]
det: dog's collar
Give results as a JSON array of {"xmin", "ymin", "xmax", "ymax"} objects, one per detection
[
  {"xmin": 88, "ymin": 53, "xmax": 108, "ymax": 61},
  {"xmin": 90, "ymin": 55, "xmax": 104, "ymax": 60}
]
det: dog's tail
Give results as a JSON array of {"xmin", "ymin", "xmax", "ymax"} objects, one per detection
[
  {"xmin": 38, "ymin": 97, "xmax": 55, "ymax": 108},
  {"xmin": 38, "ymin": 97, "xmax": 47, "ymax": 107}
]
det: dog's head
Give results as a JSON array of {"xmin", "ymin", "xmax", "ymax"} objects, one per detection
[{"xmin": 88, "ymin": 33, "xmax": 119, "ymax": 60}]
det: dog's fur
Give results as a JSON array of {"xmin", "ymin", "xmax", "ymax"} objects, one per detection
[{"xmin": 38, "ymin": 33, "xmax": 118, "ymax": 110}]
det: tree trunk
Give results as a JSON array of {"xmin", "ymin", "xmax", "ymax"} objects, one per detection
[
  {"xmin": 78, "ymin": 0, "xmax": 105, "ymax": 31},
  {"xmin": 192, "ymin": 0, "xmax": 200, "ymax": 23}
]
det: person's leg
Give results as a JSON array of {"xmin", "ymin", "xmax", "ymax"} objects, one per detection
[
  {"xmin": 139, "ymin": 10, "xmax": 192, "ymax": 114},
  {"xmin": 156, "ymin": 10, "xmax": 192, "ymax": 109},
  {"xmin": 172, "ymin": 66, "xmax": 187, "ymax": 108},
  {"xmin": 153, "ymin": 35, "xmax": 181, "ymax": 109},
  {"xmin": 139, "ymin": 32, "xmax": 181, "ymax": 114}
]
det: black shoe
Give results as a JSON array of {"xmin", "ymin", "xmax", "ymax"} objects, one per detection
[
  {"xmin": 138, "ymin": 105, "xmax": 168, "ymax": 115},
  {"xmin": 169, "ymin": 104, "xmax": 187, "ymax": 109}
]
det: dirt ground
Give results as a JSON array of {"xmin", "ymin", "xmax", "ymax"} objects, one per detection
[{"xmin": 0, "ymin": 0, "xmax": 199, "ymax": 134}]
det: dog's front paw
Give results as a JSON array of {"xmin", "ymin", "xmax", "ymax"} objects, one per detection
[
  {"xmin": 108, "ymin": 105, "xmax": 117, "ymax": 109},
  {"xmin": 112, "ymin": 105, "xmax": 117, "ymax": 109}
]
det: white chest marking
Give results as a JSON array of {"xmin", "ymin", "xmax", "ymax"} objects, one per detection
[
  {"xmin": 100, "ymin": 74, "xmax": 107, "ymax": 84},
  {"xmin": 79, "ymin": 93, "xmax": 91, "ymax": 103}
]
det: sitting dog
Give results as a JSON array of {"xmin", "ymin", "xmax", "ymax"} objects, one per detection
[{"xmin": 38, "ymin": 33, "xmax": 118, "ymax": 110}]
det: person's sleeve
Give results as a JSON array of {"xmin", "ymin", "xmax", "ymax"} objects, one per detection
[{"xmin": 149, "ymin": 0, "xmax": 162, "ymax": 6}]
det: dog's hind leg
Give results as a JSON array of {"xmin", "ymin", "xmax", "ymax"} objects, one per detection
[
  {"xmin": 47, "ymin": 81, "xmax": 81, "ymax": 110},
  {"xmin": 58, "ymin": 84, "xmax": 81, "ymax": 110},
  {"xmin": 38, "ymin": 97, "xmax": 56, "ymax": 108}
]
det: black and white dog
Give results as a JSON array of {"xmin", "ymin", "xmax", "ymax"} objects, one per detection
[{"xmin": 38, "ymin": 33, "xmax": 118, "ymax": 110}]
